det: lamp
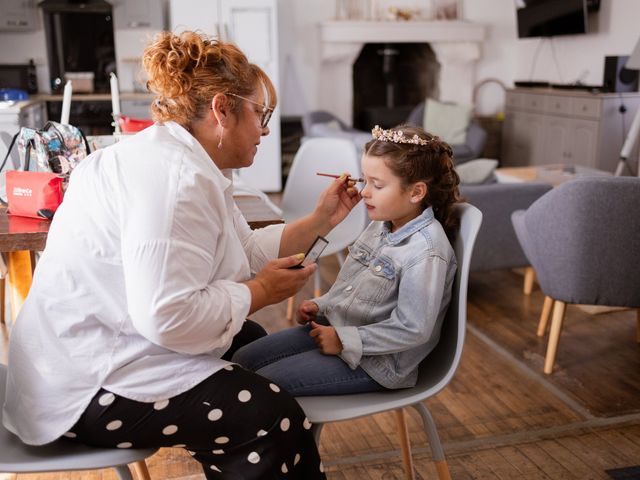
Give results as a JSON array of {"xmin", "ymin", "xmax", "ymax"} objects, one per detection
[{"xmin": 616, "ymin": 37, "xmax": 640, "ymax": 176}]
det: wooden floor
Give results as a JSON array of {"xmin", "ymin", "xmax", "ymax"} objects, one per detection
[{"xmin": 1, "ymin": 263, "xmax": 639, "ymax": 479}]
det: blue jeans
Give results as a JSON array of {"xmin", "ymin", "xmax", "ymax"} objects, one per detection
[{"xmin": 231, "ymin": 323, "xmax": 385, "ymax": 396}]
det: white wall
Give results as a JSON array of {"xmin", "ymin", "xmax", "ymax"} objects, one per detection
[
  {"xmin": 277, "ymin": 0, "xmax": 640, "ymax": 119},
  {"xmin": 2, "ymin": 0, "xmax": 638, "ymax": 119}
]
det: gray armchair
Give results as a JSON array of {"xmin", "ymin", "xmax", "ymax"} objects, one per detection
[
  {"xmin": 461, "ymin": 182, "xmax": 552, "ymax": 273},
  {"xmin": 406, "ymin": 102, "xmax": 488, "ymax": 165},
  {"xmin": 511, "ymin": 177, "xmax": 640, "ymax": 374}
]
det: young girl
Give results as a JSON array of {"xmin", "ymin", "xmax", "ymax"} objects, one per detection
[{"xmin": 232, "ymin": 124, "xmax": 462, "ymax": 395}]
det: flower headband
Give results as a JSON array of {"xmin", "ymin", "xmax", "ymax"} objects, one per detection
[{"xmin": 371, "ymin": 125, "xmax": 432, "ymax": 146}]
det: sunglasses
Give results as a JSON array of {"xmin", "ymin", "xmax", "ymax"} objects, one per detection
[{"xmin": 227, "ymin": 93, "xmax": 274, "ymax": 129}]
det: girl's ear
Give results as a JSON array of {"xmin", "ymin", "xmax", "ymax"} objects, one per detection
[
  {"xmin": 410, "ymin": 182, "xmax": 428, "ymax": 204},
  {"xmin": 211, "ymin": 93, "xmax": 229, "ymax": 127}
]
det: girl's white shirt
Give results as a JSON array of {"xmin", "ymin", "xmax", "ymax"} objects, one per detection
[{"xmin": 2, "ymin": 121, "xmax": 284, "ymax": 445}]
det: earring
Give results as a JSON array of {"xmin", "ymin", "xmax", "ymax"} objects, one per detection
[{"xmin": 217, "ymin": 126, "xmax": 224, "ymax": 149}]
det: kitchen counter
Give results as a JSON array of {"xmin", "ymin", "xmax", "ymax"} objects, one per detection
[{"xmin": 37, "ymin": 92, "xmax": 155, "ymax": 102}]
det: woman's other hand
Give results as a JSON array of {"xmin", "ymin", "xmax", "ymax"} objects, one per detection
[
  {"xmin": 309, "ymin": 321, "xmax": 343, "ymax": 355},
  {"xmin": 296, "ymin": 300, "xmax": 319, "ymax": 325},
  {"xmin": 245, "ymin": 254, "xmax": 316, "ymax": 314},
  {"xmin": 314, "ymin": 173, "xmax": 361, "ymax": 229}
]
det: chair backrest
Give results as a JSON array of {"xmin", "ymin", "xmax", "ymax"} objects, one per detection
[
  {"xmin": 515, "ymin": 176, "xmax": 640, "ymax": 306},
  {"xmin": 281, "ymin": 138, "xmax": 368, "ymax": 256},
  {"xmin": 410, "ymin": 203, "xmax": 482, "ymax": 400},
  {"xmin": 301, "ymin": 110, "xmax": 348, "ymax": 136}
]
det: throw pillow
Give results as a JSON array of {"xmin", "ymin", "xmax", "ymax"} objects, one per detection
[
  {"xmin": 423, "ymin": 98, "xmax": 473, "ymax": 145},
  {"xmin": 455, "ymin": 158, "xmax": 499, "ymax": 185}
]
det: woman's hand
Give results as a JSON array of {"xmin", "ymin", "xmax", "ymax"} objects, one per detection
[
  {"xmin": 309, "ymin": 321, "xmax": 343, "ymax": 355},
  {"xmin": 314, "ymin": 174, "xmax": 362, "ymax": 229},
  {"xmin": 296, "ymin": 300, "xmax": 319, "ymax": 325},
  {"xmin": 244, "ymin": 254, "xmax": 316, "ymax": 314}
]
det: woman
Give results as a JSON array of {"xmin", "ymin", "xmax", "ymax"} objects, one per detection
[{"xmin": 2, "ymin": 31, "xmax": 359, "ymax": 479}]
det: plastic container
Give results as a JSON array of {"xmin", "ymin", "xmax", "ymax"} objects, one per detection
[
  {"xmin": 118, "ymin": 115, "xmax": 154, "ymax": 133},
  {"xmin": 64, "ymin": 72, "xmax": 94, "ymax": 93}
]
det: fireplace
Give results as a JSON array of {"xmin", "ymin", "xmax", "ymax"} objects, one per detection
[
  {"xmin": 353, "ymin": 42, "xmax": 439, "ymax": 130},
  {"xmin": 319, "ymin": 20, "xmax": 486, "ymax": 126}
]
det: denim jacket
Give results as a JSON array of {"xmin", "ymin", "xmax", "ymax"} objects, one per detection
[{"xmin": 313, "ymin": 207, "xmax": 457, "ymax": 389}]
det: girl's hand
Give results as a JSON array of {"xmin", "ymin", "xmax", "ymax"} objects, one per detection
[
  {"xmin": 309, "ymin": 321, "xmax": 343, "ymax": 355},
  {"xmin": 314, "ymin": 174, "xmax": 361, "ymax": 229},
  {"xmin": 297, "ymin": 300, "xmax": 319, "ymax": 325}
]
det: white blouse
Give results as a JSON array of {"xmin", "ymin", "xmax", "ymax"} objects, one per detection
[{"xmin": 2, "ymin": 121, "xmax": 284, "ymax": 445}]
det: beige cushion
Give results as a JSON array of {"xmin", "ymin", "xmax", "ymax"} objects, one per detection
[
  {"xmin": 423, "ymin": 98, "xmax": 473, "ymax": 145},
  {"xmin": 455, "ymin": 158, "xmax": 498, "ymax": 185}
]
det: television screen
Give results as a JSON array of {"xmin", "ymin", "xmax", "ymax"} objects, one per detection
[{"xmin": 516, "ymin": 0, "xmax": 588, "ymax": 38}]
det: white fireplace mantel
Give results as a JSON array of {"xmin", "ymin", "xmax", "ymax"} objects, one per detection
[
  {"xmin": 321, "ymin": 20, "xmax": 485, "ymax": 45},
  {"xmin": 317, "ymin": 20, "xmax": 487, "ymax": 125}
]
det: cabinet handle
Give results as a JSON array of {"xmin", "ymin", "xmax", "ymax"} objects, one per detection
[
  {"xmin": 582, "ymin": 106, "xmax": 588, "ymax": 111},
  {"xmin": 128, "ymin": 21, "xmax": 151, "ymax": 28}
]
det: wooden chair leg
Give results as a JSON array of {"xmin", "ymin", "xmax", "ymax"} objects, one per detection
[
  {"xmin": 537, "ymin": 296, "xmax": 554, "ymax": 337},
  {"xmin": 544, "ymin": 300, "xmax": 566, "ymax": 374},
  {"xmin": 394, "ymin": 408, "xmax": 415, "ymax": 480},
  {"xmin": 132, "ymin": 459, "xmax": 152, "ymax": 480},
  {"xmin": 523, "ymin": 267, "xmax": 536, "ymax": 295},
  {"xmin": 0, "ymin": 277, "xmax": 5, "ymax": 325},
  {"xmin": 286, "ymin": 296, "xmax": 295, "ymax": 324}
]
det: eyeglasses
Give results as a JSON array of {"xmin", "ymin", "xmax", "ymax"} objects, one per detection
[{"xmin": 227, "ymin": 93, "xmax": 274, "ymax": 129}]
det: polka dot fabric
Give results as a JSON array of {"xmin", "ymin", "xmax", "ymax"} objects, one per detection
[{"xmin": 65, "ymin": 367, "xmax": 325, "ymax": 479}]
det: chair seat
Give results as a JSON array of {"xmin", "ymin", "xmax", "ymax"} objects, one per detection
[{"xmin": 0, "ymin": 366, "xmax": 157, "ymax": 474}]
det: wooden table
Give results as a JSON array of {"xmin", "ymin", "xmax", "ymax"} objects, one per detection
[
  {"xmin": 0, "ymin": 196, "xmax": 282, "ymax": 253},
  {"xmin": 495, "ymin": 164, "xmax": 612, "ymax": 186}
]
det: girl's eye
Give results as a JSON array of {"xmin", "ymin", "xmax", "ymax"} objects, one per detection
[{"xmin": 373, "ymin": 184, "xmax": 382, "ymax": 190}]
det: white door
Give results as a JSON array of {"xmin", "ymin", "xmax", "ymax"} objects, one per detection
[
  {"xmin": 169, "ymin": 0, "xmax": 221, "ymax": 38},
  {"xmin": 221, "ymin": 0, "xmax": 281, "ymax": 191}
]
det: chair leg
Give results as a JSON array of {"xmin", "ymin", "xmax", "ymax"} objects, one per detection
[
  {"xmin": 0, "ymin": 277, "xmax": 5, "ymax": 325},
  {"xmin": 537, "ymin": 296, "xmax": 554, "ymax": 337},
  {"xmin": 544, "ymin": 300, "xmax": 566, "ymax": 374},
  {"xmin": 114, "ymin": 464, "xmax": 134, "ymax": 480},
  {"xmin": 411, "ymin": 403, "xmax": 451, "ymax": 480},
  {"xmin": 394, "ymin": 408, "xmax": 416, "ymax": 480},
  {"xmin": 286, "ymin": 296, "xmax": 295, "ymax": 324},
  {"xmin": 523, "ymin": 267, "xmax": 536, "ymax": 295},
  {"xmin": 132, "ymin": 459, "xmax": 152, "ymax": 480}
]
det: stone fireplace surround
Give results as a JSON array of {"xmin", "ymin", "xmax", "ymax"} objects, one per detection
[{"xmin": 319, "ymin": 20, "xmax": 486, "ymax": 126}]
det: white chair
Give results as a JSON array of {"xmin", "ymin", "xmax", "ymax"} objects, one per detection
[
  {"xmin": 296, "ymin": 203, "xmax": 482, "ymax": 480},
  {"xmin": 0, "ymin": 365, "xmax": 156, "ymax": 479},
  {"xmin": 282, "ymin": 137, "xmax": 368, "ymax": 321}
]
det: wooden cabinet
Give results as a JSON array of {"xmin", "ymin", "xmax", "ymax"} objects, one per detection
[
  {"xmin": 112, "ymin": 0, "xmax": 164, "ymax": 30},
  {"xmin": 502, "ymin": 89, "xmax": 640, "ymax": 172},
  {"xmin": 169, "ymin": 0, "xmax": 281, "ymax": 192},
  {"xmin": 0, "ymin": 0, "xmax": 39, "ymax": 31}
]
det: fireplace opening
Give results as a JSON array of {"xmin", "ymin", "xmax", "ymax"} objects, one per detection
[{"xmin": 352, "ymin": 43, "xmax": 439, "ymax": 131}]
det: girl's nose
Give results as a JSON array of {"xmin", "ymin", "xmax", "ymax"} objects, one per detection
[{"xmin": 261, "ymin": 125, "xmax": 270, "ymax": 136}]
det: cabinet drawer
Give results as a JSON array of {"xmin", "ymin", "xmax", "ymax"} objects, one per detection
[
  {"xmin": 521, "ymin": 93, "xmax": 545, "ymax": 112},
  {"xmin": 545, "ymin": 96, "xmax": 571, "ymax": 115},
  {"xmin": 505, "ymin": 91, "xmax": 524, "ymax": 110},
  {"xmin": 571, "ymin": 97, "xmax": 601, "ymax": 119}
]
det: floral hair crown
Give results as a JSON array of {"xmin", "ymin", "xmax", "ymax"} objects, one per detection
[{"xmin": 371, "ymin": 125, "xmax": 432, "ymax": 146}]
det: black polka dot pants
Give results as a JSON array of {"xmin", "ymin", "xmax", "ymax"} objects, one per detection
[{"xmin": 65, "ymin": 366, "xmax": 326, "ymax": 479}]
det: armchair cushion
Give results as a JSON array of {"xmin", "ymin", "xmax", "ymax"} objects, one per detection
[
  {"xmin": 423, "ymin": 98, "xmax": 473, "ymax": 145},
  {"xmin": 456, "ymin": 158, "xmax": 498, "ymax": 185}
]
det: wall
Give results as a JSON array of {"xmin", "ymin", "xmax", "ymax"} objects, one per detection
[
  {"xmin": 1, "ymin": 0, "xmax": 638, "ymax": 119},
  {"xmin": 277, "ymin": 0, "xmax": 640, "ymax": 119}
]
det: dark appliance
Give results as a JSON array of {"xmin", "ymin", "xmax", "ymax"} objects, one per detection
[
  {"xmin": 39, "ymin": 0, "xmax": 116, "ymax": 93},
  {"xmin": 516, "ymin": 0, "xmax": 596, "ymax": 38},
  {"xmin": 603, "ymin": 55, "xmax": 639, "ymax": 93},
  {"xmin": 0, "ymin": 60, "xmax": 38, "ymax": 93}
]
